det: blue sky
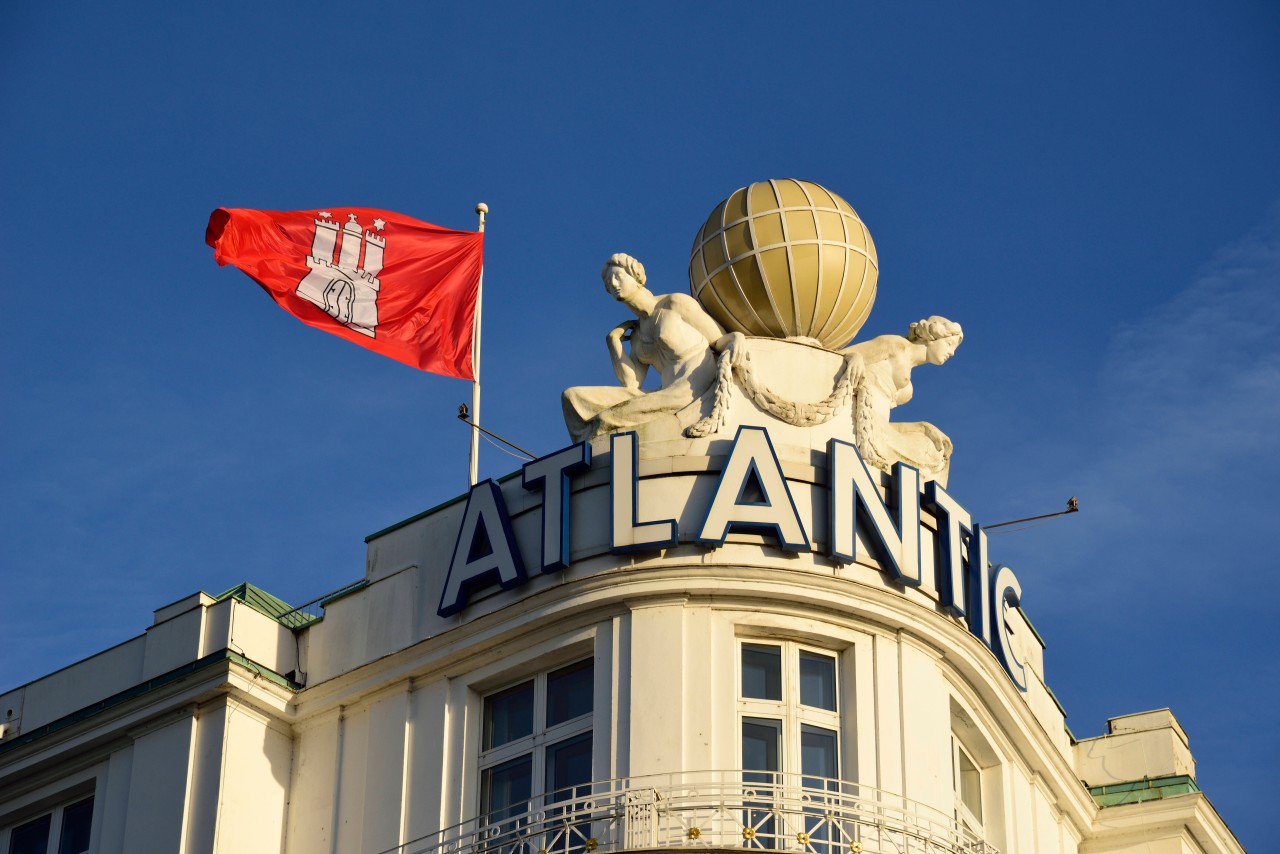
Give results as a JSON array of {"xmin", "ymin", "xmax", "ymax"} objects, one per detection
[{"xmin": 2, "ymin": 2, "xmax": 1276, "ymax": 847}]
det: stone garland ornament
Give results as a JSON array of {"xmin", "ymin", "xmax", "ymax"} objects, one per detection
[
  {"xmin": 561, "ymin": 179, "xmax": 963, "ymax": 485},
  {"xmin": 684, "ymin": 347, "xmax": 864, "ymax": 437},
  {"xmin": 686, "ymin": 316, "xmax": 962, "ymax": 484}
]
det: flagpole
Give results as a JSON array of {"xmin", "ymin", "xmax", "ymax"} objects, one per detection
[{"xmin": 469, "ymin": 203, "xmax": 488, "ymax": 487}]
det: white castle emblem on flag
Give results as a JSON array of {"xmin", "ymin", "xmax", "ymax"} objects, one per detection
[{"xmin": 295, "ymin": 212, "xmax": 385, "ymax": 337}]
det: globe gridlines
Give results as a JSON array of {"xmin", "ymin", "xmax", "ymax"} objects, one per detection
[{"xmin": 688, "ymin": 179, "xmax": 878, "ymax": 350}]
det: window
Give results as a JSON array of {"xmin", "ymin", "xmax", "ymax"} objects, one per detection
[
  {"xmin": 479, "ymin": 659, "xmax": 594, "ymax": 838},
  {"xmin": 739, "ymin": 642, "xmax": 840, "ymax": 851},
  {"xmin": 952, "ymin": 738, "xmax": 983, "ymax": 836},
  {"xmin": 6, "ymin": 796, "xmax": 93, "ymax": 854},
  {"xmin": 740, "ymin": 643, "xmax": 840, "ymax": 781},
  {"xmin": 948, "ymin": 697, "xmax": 1003, "ymax": 850}
]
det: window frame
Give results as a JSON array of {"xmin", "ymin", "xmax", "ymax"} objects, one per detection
[
  {"xmin": 951, "ymin": 736, "xmax": 984, "ymax": 836},
  {"xmin": 477, "ymin": 657, "xmax": 595, "ymax": 821},
  {"xmin": 3, "ymin": 794, "xmax": 94, "ymax": 854},
  {"xmin": 948, "ymin": 694, "xmax": 1004, "ymax": 848},
  {"xmin": 736, "ymin": 640, "xmax": 841, "ymax": 783}
]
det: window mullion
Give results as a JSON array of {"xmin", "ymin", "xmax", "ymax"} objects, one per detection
[
  {"xmin": 739, "ymin": 638, "xmax": 843, "ymax": 786},
  {"xmin": 533, "ymin": 672, "xmax": 547, "ymax": 804},
  {"xmin": 534, "ymin": 673, "xmax": 547, "ymax": 739},
  {"xmin": 480, "ymin": 657, "xmax": 594, "ymax": 819},
  {"xmin": 785, "ymin": 641, "xmax": 800, "ymax": 782},
  {"xmin": 542, "ymin": 715, "xmax": 591, "ymax": 743},
  {"xmin": 480, "ymin": 739, "xmax": 530, "ymax": 769},
  {"xmin": 784, "ymin": 641, "xmax": 800, "ymax": 709},
  {"xmin": 785, "ymin": 717, "xmax": 801, "ymax": 784},
  {"xmin": 532, "ymin": 743, "xmax": 546, "ymax": 808}
]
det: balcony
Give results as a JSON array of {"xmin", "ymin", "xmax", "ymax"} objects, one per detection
[{"xmin": 384, "ymin": 771, "xmax": 996, "ymax": 854}]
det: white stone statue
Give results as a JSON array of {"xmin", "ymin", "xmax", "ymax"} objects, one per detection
[
  {"xmin": 562, "ymin": 253, "xmax": 743, "ymax": 443},
  {"xmin": 560, "ymin": 258, "xmax": 963, "ymax": 485},
  {"xmin": 843, "ymin": 316, "xmax": 963, "ymax": 486}
]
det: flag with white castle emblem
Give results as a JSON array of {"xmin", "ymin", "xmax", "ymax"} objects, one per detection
[{"xmin": 206, "ymin": 207, "xmax": 484, "ymax": 379}]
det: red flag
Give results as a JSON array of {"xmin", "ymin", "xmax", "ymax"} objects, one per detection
[{"xmin": 206, "ymin": 207, "xmax": 484, "ymax": 380}]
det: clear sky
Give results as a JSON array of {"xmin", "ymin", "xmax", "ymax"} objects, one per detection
[{"xmin": 3, "ymin": 3, "xmax": 1277, "ymax": 848}]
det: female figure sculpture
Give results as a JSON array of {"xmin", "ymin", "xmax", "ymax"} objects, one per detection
[
  {"xmin": 844, "ymin": 316, "xmax": 964, "ymax": 486},
  {"xmin": 562, "ymin": 253, "xmax": 742, "ymax": 442}
]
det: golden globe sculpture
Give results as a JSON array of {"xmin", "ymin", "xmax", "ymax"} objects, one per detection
[{"xmin": 688, "ymin": 179, "xmax": 878, "ymax": 350}]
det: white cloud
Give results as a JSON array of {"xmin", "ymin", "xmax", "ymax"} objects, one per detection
[
  {"xmin": 985, "ymin": 206, "xmax": 1280, "ymax": 611},
  {"xmin": 1099, "ymin": 207, "xmax": 1280, "ymax": 478}
]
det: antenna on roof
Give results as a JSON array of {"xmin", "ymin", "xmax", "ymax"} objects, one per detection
[{"xmin": 983, "ymin": 497, "xmax": 1079, "ymax": 533}]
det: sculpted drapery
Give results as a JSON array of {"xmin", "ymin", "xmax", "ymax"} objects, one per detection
[{"xmin": 562, "ymin": 253, "xmax": 962, "ymax": 485}]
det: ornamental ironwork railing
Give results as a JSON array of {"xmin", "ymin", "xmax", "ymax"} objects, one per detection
[{"xmin": 383, "ymin": 771, "xmax": 997, "ymax": 854}]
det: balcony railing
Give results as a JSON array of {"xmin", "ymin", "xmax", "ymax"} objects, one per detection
[{"xmin": 383, "ymin": 771, "xmax": 997, "ymax": 854}]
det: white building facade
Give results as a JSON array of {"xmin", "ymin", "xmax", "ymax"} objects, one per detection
[{"xmin": 0, "ymin": 388, "xmax": 1243, "ymax": 853}]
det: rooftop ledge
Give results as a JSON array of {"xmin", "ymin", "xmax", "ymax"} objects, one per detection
[
  {"xmin": 1089, "ymin": 775, "xmax": 1200, "ymax": 808},
  {"xmin": 384, "ymin": 771, "xmax": 995, "ymax": 854}
]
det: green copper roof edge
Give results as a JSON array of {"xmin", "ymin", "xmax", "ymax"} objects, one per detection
[
  {"xmin": 1089, "ymin": 775, "xmax": 1199, "ymax": 795},
  {"xmin": 0, "ymin": 650, "xmax": 299, "ymax": 757},
  {"xmin": 1088, "ymin": 775, "xmax": 1200, "ymax": 808},
  {"xmin": 1046, "ymin": 684, "xmax": 1068, "ymax": 718},
  {"xmin": 365, "ymin": 468, "xmax": 522, "ymax": 542},
  {"xmin": 1015, "ymin": 605, "xmax": 1046, "ymax": 648},
  {"xmin": 213, "ymin": 582, "xmax": 320, "ymax": 629},
  {"xmin": 223, "ymin": 649, "xmax": 298, "ymax": 690},
  {"xmin": 365, "ymin": 493, "xmax": 466, "ymax": 542}
]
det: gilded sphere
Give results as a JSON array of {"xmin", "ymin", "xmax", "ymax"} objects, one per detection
[{"xmin": 688, "ymin": 180, "xmax": 878, "ymax": 349}]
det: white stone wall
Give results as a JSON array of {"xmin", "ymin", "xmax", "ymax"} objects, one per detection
[
  {"xmin": 0, "ymin": 598, "xmax": 294, "ymax": 854},
  {"xmin": 0, "ymin": 436, "xmax": 1244, "ymax": 853},
  {"xmin": 285, "ymin": 588, "xmax": 1091, "ymax": 853}
]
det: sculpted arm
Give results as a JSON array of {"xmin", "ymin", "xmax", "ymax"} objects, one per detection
[
  {"xmin": 843, "ymin": 335, "xmax": 911, "ymax": 369},
  {"xmin": 607, "ymin": 320, "xmax": 647, "ymax": 390},
  {"xmin": 665, "ymin": 294, "xmax": 748, "ymax": 365},
  {"xmin": 667, "ymin": 294, "xmax": 726, "ymax": 345},
  {"xmin": 714, "ymin": 331, "xmax": 747, "ymax": 366}
]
